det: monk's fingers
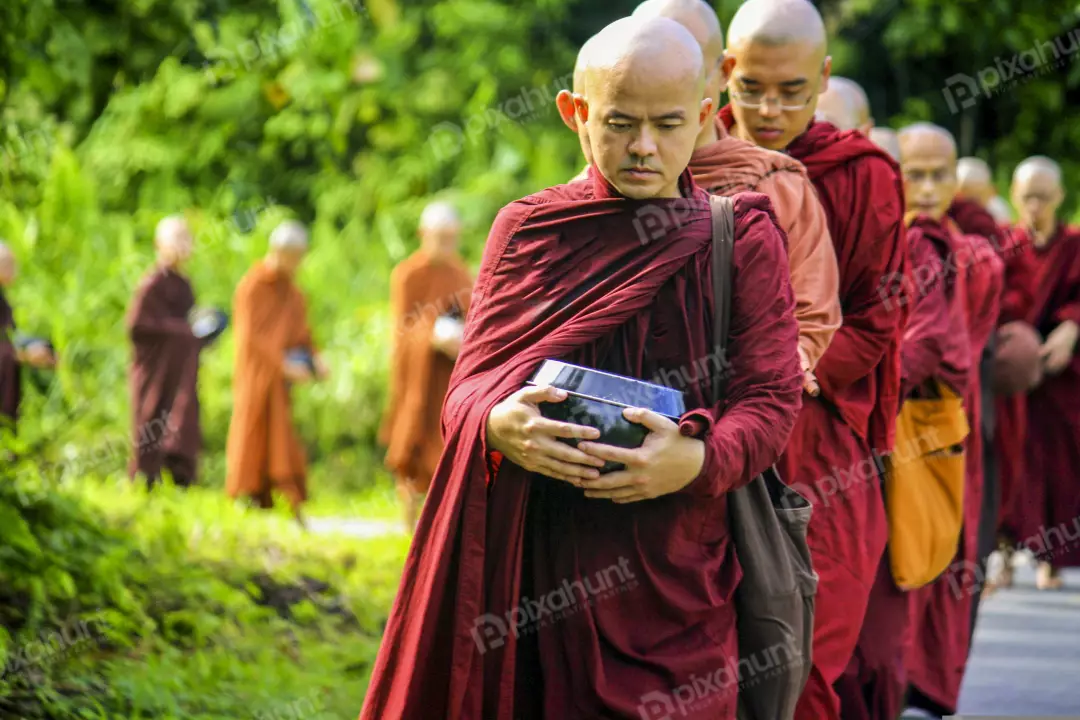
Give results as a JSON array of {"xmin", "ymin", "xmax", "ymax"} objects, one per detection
[
  {"xmin": 517, "ymin": 384, "xmax": 569, "ymax": 406},
  {"xmin": 611, "ymin": 493, "xmax": 652, "ymax": 504},
  {"xmin": 533, "ymin": 455, "xmax": 603, "ymax": 484},
  {"xmin": 583, "ymin": 478, "xmax": 649, "ymax": 500},
  {"xmin": 523, "ymin": 416, "xmax": 601, "ymax": 442},
  {"xmin": 579, "ymin": 470, "xmax": 643, "ymax": 493},
  {"xmin": 575, "ymin": 441, "xmax": 642, "ymax": 466},
  {"xmin": 621, "ymin": 407, "xmax": 676, "ymax": 433}
]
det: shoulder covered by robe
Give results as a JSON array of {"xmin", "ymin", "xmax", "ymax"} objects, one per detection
[
  {"xmin": 358, "ymin": 169, "xmax": 803, "ymax": 720},
  {"xmin": 226, "ymin": 261, "xmax": 316, "ymax": 502},
  {"xmin": 689, "ymin": 116, "xmax": 841, "ymax": 373},
  {"xmin": 126, "ymin": 268, "xmax": 202, "ymax": 460},
  {"xmin": 0, "ymin": 289, "xmax": 20, "ymax": 425},
  {"xmin": 766, "ymin": 114, "xmax": 908, "ymax": 452}
]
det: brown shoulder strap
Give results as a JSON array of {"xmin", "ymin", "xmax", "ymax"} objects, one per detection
[{"xmin": 709, "ymin": 194, "xmax": 735, "ymax": 402}]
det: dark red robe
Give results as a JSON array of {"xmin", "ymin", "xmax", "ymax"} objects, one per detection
[
  {"xmin": 126, "ymin": 268, "xmax": 204, "ymax": 487},
  {"xmin": 0, "ymin": 289, "xmax": 21, "ymax": 432},
  {"xmin": 1018, "ymin": 224, "xmax": 1080, "ymax": 568},
  {"xmin": 358, "ymin": 169, "xmax": 803, "ymax": 720},
  {"xmin": 992, "ymin": 228, "xmax": 1041, "ymax": 542},
  {"xmin": 721, "ymin": 110, "xmax": 908, "ymax": 720},
  {"xmin": 905, "ymin": 223, "xmax": 1002, "ymax": 717}
]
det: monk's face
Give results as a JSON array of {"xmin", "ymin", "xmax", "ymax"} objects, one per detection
[
  {"xmin": 158, "ymin": 226, "xmax": 194, "ymax": 268},
  {"xmin": 1011, "ymin": 171, "xmax": 1063, "ymax": 235},
  {"xmin": 900, "ymin": 134, "xmax": 957, "ymax": 222},
  {"xmin": 556, "ymin": 89, "xmax": 594, "ymax": 167},
  {"xmin": 271, "ymin": 247, "xmax": 306, "ymax": 276},
  {"xmin": 578, "ymin": 66, "xmax": 711, "ymax": 199},
  {"xmin": 958, "ymin": 178, "xmax": 995, "ymax": 206},
  {"xmin": 0, "ymin": 253, "xmax": 15, "ymax": 287},
  {"xmin": 724, "ymin": 40, "xmax": 830, "ymax": 151},
  {"xmin": 421, "ymin": 222, "xmax": 461, "ymax": 259}
]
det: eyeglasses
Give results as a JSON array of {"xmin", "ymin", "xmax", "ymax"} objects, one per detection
[{"xmin": 728, "ymin": 83, "xmax": 817, "ymax": 112}]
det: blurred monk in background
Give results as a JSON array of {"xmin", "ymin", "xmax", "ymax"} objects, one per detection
[
  {"xmin": 815, "ymin": 76, "xmax": 872, "ymax": 134},
  {"xmin": 226, "ymin": 220, "xmax": 327, "ymax": 526},
  {"xmin": 1, "ymin": 241, "xmax": 56, "ymax": 436},
  {"xmin": 1008, "ymin": 157, "xmax": 1080, "ymax": 590},
  {"xmin": 126, "ymin": 216, "xmax": 204, "ymax": 489},
  {"xmin": 721, "ymin": 3, "xmax": 907, "ymax": 719},
  {"xmin": 632, "ymin": 0, "xmax": 841, "ymax": 395},
  {"xmin": 950, "ymin": 157, "xmax": 1008, "ymax": 249},
  {"xmin": 868, "ymin": 128, "xmax": 900, "ymax": 162},
  {"xmin": 379, "ymin": 201, "xmax": 473, "ymax": 532}
]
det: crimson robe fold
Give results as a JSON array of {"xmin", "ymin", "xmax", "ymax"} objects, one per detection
[
  {"xmin": 1018, "ymin": 224, "xmax": 1080, "ymax": 568},
  {"xmin": 905, "ymin": 222, "xmax": 1003, "ymax": 716},
  {"xmin": 718, "ymin": 111, "xmax": 908, "ymax": 720},
  {"xmin": 0, "ymin": 289, "xmax": 21, "ymax": 429},
  {"xmin": 126, "ymin": 268, "xmax": 204, "ymax": 485},
  {"xmin": 359, "ymin": 169, "xmax": 803, "ymax": 720}
]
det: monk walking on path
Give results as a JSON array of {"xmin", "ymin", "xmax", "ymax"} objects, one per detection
[
  {"xmin": 720, "ymin": 3, "xmax": 908, "ymax": 719},
  {"xmin": 631, "ymin": 0, "xmax": 841, "ymax": 395},
  {"xmin": 126, "ymin": 216, "xmax": 207, "ymax": 489},
  {"xmin": 226, "ymin": 221, "xmax": 327, "ymax": 524},
  {"xmin": 360, "ymin": 16, "xmax": 803, "ymax": 720},
  {"xmin": 0, "ymin": 241, "xmax": 55, "ymax": 435},
  {"xmin": 1009, "ymin": 157, "xmax": 1080, "ymax": 590},
  {"xmin": 380, "ymin": 201, "xmax": 473, "ymax": 531}
]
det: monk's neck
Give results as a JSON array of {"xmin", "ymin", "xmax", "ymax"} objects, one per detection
[
  {"xmin": 694, "ymin": 119, "xmax": 721, "ymax": 150},
  {"xmin": 1032, "ymin": 222, "xmax": 1059, "ymax": 248}
]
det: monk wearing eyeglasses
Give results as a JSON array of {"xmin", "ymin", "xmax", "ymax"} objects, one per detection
[{"xmin": 720, "ymin": 3, "xmax": 908, "ymax": 719}]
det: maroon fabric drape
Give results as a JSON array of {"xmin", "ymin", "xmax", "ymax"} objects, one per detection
[
  {"xmin": 0, "ymin": 289, "xmax": 21, "ymax": 429},
  {"xmin": 359, "ymin": 168, "xmax": 803, "ymax": 720}
]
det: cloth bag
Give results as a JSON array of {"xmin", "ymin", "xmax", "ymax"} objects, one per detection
[
  {"xmin": 708, "ymin": 195, "xmax": 818, "ymax": 720},
  {"xmin": 886, "ymin": 379, "xmax": 969, "ymax": 589}
]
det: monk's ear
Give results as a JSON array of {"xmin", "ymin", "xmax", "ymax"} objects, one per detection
[
  {"xmin": 699, "ymin": 97, "xmax": 715, "ymax": 127},
  {"xmin": 720, "ymin": 52, "xmax": 736, "ymax": 86},
  {"xmin": 819, "ymin": 56, "xmax": 833, "ymax": 93},
  {"xmin": 713, "ymin": 57, "xmax": 729, "ymax": 94},
  {"xmin": 555, "ymin": 90, "xmax": 578, "ymax": 131},
  {"xmin": 572, "ymin": 94, "xmax": 590, "ymax": 125}
]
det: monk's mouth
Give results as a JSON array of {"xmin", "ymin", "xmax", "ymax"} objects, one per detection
[{"xmin": 622, "ymin": 168, "xmax": 660, "ymax": 178}]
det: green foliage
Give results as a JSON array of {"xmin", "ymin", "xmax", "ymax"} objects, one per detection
[{"xmin": 0, "ymin": 463, "xmax": 408, "ymax": 718}]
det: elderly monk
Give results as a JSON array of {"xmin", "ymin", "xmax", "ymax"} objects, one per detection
[
  {"xmin": 868, "ymin": 128, "xmax": 900, "ymax": 163},
  {"xmin": 126, "ymin": 216, "xmax": 205, "ymax": 488},
  {"xmin": 631, "ymin": 0, "xmax": 840, "ymax": 395},
  {"xmin": 816, "ymin": 76, "xmax": 872, "ymax": 134},
  {"xmin": 950, "ymin": 157, "xmax": 1008, "ymax": 251},
  {"xmin": 720, "ymin": 3, "xmax": 907, "ymax": 719},
  {"xmin": 226, "ymin": 221, "xmax": 327, "ymax": 523},
  {"xmin": 0, "ymin": 241, "xmax": 55, "ymax": 433},
  {"xmin": 359, "ymin": 16, "xmax": 803, "ymax": 720},
  {"xmin": 897, "ymin": 124, "xmax": 1002, "ymax": 720},
  {"xmin": 1005, "ymin": 156, "xmax": 1080, "ymax": 591},
  {"xmin": 379, "ymin": 201, "xmax": 473, "ymax": 531}
]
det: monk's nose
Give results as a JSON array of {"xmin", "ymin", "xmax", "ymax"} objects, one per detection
[{"xmin": 630, "ymin": 127, "xmax": 659, "ymax": 157}]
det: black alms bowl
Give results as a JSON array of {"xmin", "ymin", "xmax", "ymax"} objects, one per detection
[
  {"xmin": 190, "ymin": 308, "xmax": 230, "ymax": 345},
  {"xmin": 527, "ymin": 360, "xmax": 686, "ymax": 473}
]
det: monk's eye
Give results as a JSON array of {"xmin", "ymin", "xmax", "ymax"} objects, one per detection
[
  {"xmin": 608, "ymin": 122, "xmax": 633, "ymax": 131},
  {"xmin": 658, "ymin": 123, "xmax": 681, "ymax": 131}
]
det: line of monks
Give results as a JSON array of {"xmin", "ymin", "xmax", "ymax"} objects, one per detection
[
  {"xmin": 1, "ymin": 217, "xmax": 331, "ymax": 525},
  {"xmin": 361, "ymin": 1, "xmax": 1080, "ymax": 719}
]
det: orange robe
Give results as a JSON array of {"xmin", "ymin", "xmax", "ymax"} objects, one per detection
[
  {"xmin": 379, "ymin": 250, "xmax": 473, "ymax": 491},
  {"xmin": 225, "ymin": 260, "xmax": 316, "ymax": 508}
]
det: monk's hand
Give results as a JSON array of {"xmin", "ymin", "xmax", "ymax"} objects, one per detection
[
  {"xmin": 798, "ymin": 347, "xmax": 819, "ymax": 397},
  {"xmin": 313, "ymin": 354, "xmax": 330, "ymax": 380},
  {"xmin": 23, "ymin": 342, "xmax": 53, "ymax": 368},
  {"xmin": 283, "ymin": 359, "xmax": 313, "ymax": 383},
  {"xmin": 576, "ymin": 408, "xmax": 705, "ymax": 504},
  {"xmin": 1040, "ymin": 320, "xmax": 1079, "ymax": 375},
  {"xmin": 486, "ymin": 385, "xmax": 607, "ymax": 485}
]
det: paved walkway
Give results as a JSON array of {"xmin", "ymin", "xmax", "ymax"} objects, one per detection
[
  {"xmin": 311, "ymin": 520, "xmax": 1080, "ymax": 716},
  {"xmin": 956, "ymin": 561, "xmax": 1080, "ymax": 716}
]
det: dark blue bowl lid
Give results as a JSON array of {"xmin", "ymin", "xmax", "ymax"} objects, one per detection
[{"xmin": 528, "ymin": 360, "xmax": 685, "ymax": 419}]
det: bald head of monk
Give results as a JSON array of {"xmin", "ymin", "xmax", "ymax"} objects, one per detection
[
  {"xmin": 898, "ymin": 122, "xmax": 958, "ymax": 222},
  {"xmin": 956, "ymin": 157, "xmax": 997, "ymax": 206},
  {"xmin": 868, "ymin": 127, "xmax": 900, "ymax": 162},
  {"xmin": 632, "ymin": 0, "xmax": 725, "ymax": 148},
  {"xmin": 724, "ymin": 0, "xmax": 831, "ymax": 151},
  {"xmin": 1011, "ymin": 156, "xmax": 1064, "ymax": 239},
  {"xmin": 155, "ymin": 215, "xmax": 194, "ymax": 270},
  {"xmin": 815, "ymin": 76, "xmax": 871, "ymax": 134},
  {"xmin": 419, "ymin": 200, "xmax": 462, "ymax": 260},
  {"xmin": 572, "ymin": 16, "xmax": 711, "ymax": 200},
  {"xmin": 0, "ymin": 241, "xmax": 15, "ymax": 288},
  {"xmin": 267, "ymin": 220, "xmax": 309, "ymax": 277}
]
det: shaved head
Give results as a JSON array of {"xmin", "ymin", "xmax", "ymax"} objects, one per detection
[
  {"xmin": 0, "ymin": 240, "xmax": 14, "ymax": 287},
  {"xmin": 816, "ymin": 76, "xmax": 871, "ymax": 132},
  {"xmin": 419, "ymin": 200, "xmax": 462, "ymax": 259},
  {"xmin": 1012, "ymin": 156, "xmax": 1064, "ymax": 239},
  {"xmin": 154, "ymin": 215, "xmax": 193, "ymax": 269},
  {"xmin": 573, "ymin": 16, "xmax": 711, "ymax": 199},
  {"xmin": 634, "ymin": 0, "xmax": 726, "ymax": 149},
  {"xmin": 986, "ymin": 195, "xmax": 1013, "ymax": 224},
  {"xmin": 724, "ymin": 0, "xmax": 831, "ymax": 151},
  {"xmin": 956, "ymin": 157, "xmax": 995, "ymax": 205},
  {"xmin": 898, "ymin": 123, "xmax": 958, "ymax": 221},
  {"xmin": 419, "ymin": 200, "xmax": 461, "ymax": 232},
  {"xmin": 868, "ymin": 127, "xmax": 900, "ymax": 162},
  {"xmin": 556, "ymin": 35, "xmax": 602, "ymax": 167},
  {"xmin": 267, "ymin": 220, "xmax": 309, "ymax": 277}
]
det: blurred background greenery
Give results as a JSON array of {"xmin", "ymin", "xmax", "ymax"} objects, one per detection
[{"xmin": 1, "ymin": 0, "xmax": 1079, "ymax": 715}]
